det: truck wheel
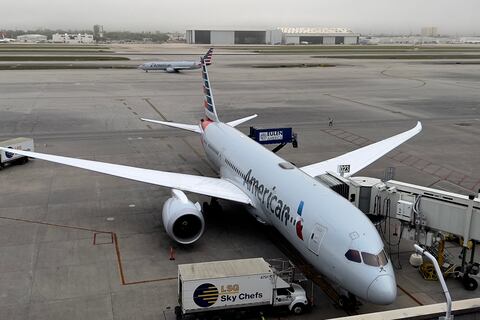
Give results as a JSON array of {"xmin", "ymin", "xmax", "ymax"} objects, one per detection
[
  {"xmin": 463, "ymin": 276, "xmax": 478, "ymax": 291},
  {"xmin": 291, "ymin": 303, "xmax": 305, "ymax": 315},
  {"xmin": 174, "ymin": 306, "xmax": 181, "ymax": 315}
]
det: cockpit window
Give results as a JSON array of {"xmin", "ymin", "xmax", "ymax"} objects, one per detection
[
  {"xmin": 361, "ymin": 250, "xmax": 389, "ymax": 267},
  {"xmin": 361, "ymin": 252, "xmax": 379, "ymax": 266},
  {"xmin": 345, "ymin": 249, "xmax": 362, "ymax": 263},
  {"xmin": 378, "ymin": 250, "xmax": 389, "ymax": 266}
]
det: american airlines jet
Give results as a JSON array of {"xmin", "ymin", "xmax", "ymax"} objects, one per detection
[
  {"xmin": 0, "ymin": 34, "xmax": 15, "ymax": 43},
  {"xmin": 138, "ymin": 48, "xmax": 213, "ymax": 73},
  {"xmin": 1, "ymin": 58, "xmax": 422, "ymax": 306}
]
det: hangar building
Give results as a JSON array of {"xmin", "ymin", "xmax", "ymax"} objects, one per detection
[
  {"xmin": 16, "ymin": 34, "xmax": 48, "ymax": 43},
  {"xmin": 280, "ymin": 27, "xmax": 359, "ymax": 45},
  {"xmin": 186, "ymin": 29, "xmax": 282, "ymax": 45},
  {"xmin": 186, "ymin": 27, "xmax": 359, "ymax": 45}
]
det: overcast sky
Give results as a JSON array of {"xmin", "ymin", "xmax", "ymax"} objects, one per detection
[{"xmin": 2, "ymin": 0, "xmax": 478, "ymax": 35}]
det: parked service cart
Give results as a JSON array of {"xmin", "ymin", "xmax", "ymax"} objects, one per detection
[
  {"xmin": 0, "ymin": 138, "xmax": 34, "ymax": 169},
  {"xmin": 176, "ymin": 258, "xmax": 309, "ymax": 319}
]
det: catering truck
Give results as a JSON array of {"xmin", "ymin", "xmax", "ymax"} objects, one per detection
[
  {"xmin": 176, "ymin": 258, "xmax": 309, "ymax": 319},
  {"xmin": 0, "ymin": 138, "xmax": 34, "ymax": 169}
]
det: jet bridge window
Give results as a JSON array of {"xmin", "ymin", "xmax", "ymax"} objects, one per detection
[
  {"xmin": 361, "ymin": 250, "xmax": 388, "ymax": 267},
  {"xmin": 345, "ymin": 249, "xmax": 362, "ymax": 263}
]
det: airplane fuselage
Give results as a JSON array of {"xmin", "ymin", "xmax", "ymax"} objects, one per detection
[
  {"xmin": 201, "ymin": 121, "xmax": 397, "ymax": 304},
  {"xmin": 139, "ymin": 61, "xmax": 199, "ymax": 72}
]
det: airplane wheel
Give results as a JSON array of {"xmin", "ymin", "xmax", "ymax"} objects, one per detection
[
  {"xmin": 472, "ymin": 263, "xmax": 480, "ymax": 275},
  {"xmin": 338, "ymin": 295, "xmax": 348, "ymax": 308},
  {"xmin": 463, "ymin": 276, "xmax": 478, "ymax": 291},
  {"xmin": 338, "ymin": 295, "xmax": 356, "ymax": 309},
  {"xmin": 209, "ymin": 199, "xmax": 222, "ymax": 213},
  {"xmin": 202, "ymin": 202, "xmax": 210, "ymax": 214}
]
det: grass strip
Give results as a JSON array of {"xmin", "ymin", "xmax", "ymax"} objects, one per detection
[
  {"xmin": 0, "ymin": 64, "xmax": 135, "ymax": 70},
  {"xmin": 0, "ymin": 56, "xmax": 129, "ymax": 61},
  {"xmin": 311, "ymin": 54, "xmax": 480, "ymax": 59},
  {"xmin": 252, "ymin": 63, "xmax": 336, "ymax": 68}
]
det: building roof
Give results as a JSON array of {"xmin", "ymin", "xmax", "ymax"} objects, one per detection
[
  {"xmin": 179, "ymin": 258, "xmax": 272, "ymax": 281},
  {"xmin": 17, "ymin": 34, "xmax": 47, "ymax": 38},
  {"xmin": 279, "ymin": 27, "xmax": 354, "ymax": 34}
]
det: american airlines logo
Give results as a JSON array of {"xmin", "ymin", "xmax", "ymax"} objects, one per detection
[{"xmin": 243, "ymin": 169, "xmax": 290, "ymax": 225}]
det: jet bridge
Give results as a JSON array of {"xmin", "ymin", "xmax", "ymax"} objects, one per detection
[{"xmin": 314, "ymin": 172, "xmax": 480, "ymax": 290}]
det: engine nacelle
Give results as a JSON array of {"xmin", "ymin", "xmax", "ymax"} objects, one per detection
[{"xmin": 162, "ymin": 189, "xmax": 205, "ymax": 244}]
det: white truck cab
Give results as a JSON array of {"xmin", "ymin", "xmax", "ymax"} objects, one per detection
[{"xmin": 273, "ymin": 281, "xmax": 309, "ymax": 314}]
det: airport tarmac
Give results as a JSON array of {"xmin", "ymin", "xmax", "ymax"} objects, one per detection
[{"xmin": 0, "ymin": 48, "xmax": 479, "ymax": 319}]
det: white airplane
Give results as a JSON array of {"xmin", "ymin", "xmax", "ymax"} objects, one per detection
[
  {"xmin": 1, "ymin": 58, "xmax": 422, "ymax": 306},
  {"xmin": 0, "ymin": 34, "xmax": 15, "ymax": 43},
  {"xmin": 138, "ymin": 48, "xmax": 213, "ymax": 73}
]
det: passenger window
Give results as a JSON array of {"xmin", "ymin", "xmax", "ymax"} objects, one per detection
[
  {"xmin": 345, "ymin": 249, "xmax": 361, "ymax": 263},
  {"xmin": 361, "ymin": 252, "xmax": 379, "ymax": 267}
]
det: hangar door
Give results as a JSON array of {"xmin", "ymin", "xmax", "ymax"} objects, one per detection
[
  {"xmin": 299, "ymin": 36, "xmax": 323, "ymax": 44},
  {"xmin": 234, "ymin": 31, "xmax": 266, "ymax": 44},
  {"xmin": 195, "ymin": 30, "xmax": 211, "ymax": 44}
]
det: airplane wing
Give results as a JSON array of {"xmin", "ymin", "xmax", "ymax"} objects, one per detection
[
  {"xmin": 0, "ymin": 147, "xmax": 252, "ymax": 204},
  {"xmin": 300, "ymin": 122, "xmax": 422, "ymax": 178}
]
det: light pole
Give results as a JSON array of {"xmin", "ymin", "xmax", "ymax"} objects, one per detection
[{"xmin": 414, "ymin": 244, "xmax": 453, "ymax": 320}]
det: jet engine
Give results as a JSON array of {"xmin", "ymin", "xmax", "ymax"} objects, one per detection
[{"xmin": 162, "ymin": 189, "xmax": 205, "ymax": 244}]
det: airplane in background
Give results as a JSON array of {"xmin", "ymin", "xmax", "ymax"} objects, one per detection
[
  {"xmin": 1, "ymin": 58, "xmax": 422, "ymax": 307},
  {"xmin": 138, "ymin": 48, "xmax": 213, "ymax": 73},
  {"xmin": 0, "ymin": 34, "xmax": 15, "ymax": 43}
]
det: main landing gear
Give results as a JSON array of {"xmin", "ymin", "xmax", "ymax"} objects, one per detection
[{"xmin": 203, "ymin": 198, "xmax": 222, "ymax": 214}]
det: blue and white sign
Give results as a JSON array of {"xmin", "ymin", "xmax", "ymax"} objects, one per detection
[{"xmin": 250, "ymin": 128, "xmax": 293, "ymax": 145}]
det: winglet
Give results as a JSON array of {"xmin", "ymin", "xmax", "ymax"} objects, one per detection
[{"xmin": 201, "ymin": 57, "xmax": 220, "ymax": 122}]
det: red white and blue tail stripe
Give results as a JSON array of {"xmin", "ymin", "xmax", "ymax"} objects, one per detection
[
  {"xmin": 201, "ymin": 57, "xmax": 219, "ymax": 122},
  {"xmin": 203, "ymin": 48, "xmax": 213, "ymax": 65}
]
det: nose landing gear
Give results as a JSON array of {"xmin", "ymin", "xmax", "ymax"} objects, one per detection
[{"xmin": 337, "ymin": 293, "xmax": 357, "ymax": 310}]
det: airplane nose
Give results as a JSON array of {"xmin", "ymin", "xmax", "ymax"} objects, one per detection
[{"xmin": 367, "ymin": 275, "xmax": 397, "ymax": 305}]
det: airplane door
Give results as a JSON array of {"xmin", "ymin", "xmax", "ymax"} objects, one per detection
[{"xmin": 308, "ymin": 224, "xmax": 327, "ymax": 255}]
